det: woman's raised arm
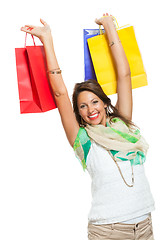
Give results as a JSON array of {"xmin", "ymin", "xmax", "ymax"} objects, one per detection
[
  {"xmin": 95, "ymin": 14, "xmax": 133, "ymax": 121},
  {"xmin": 21, "ymin": 19, "xmax": 79, "ymax": 147}
]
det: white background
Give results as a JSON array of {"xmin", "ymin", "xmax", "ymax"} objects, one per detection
[{"xmin": 0, "ymin": 0, "xmax": 160, "ymax": 239}]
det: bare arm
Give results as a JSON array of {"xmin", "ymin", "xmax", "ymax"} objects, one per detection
[
  {"xmin": 95, "ymin": 14, "xmax": 133, "ymax": 120},
  {"xmin": 21, "ymin": 19, "xmax": 79, "ymax": 147}
]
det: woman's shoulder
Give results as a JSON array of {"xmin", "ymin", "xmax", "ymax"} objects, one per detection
[
  {"xmin": 73, "ymin": 127, "xmax": 91, "ymax": 147},
  {"xmin": 73, "ymin": 127, "xmax": 92, "ymax": 171}
]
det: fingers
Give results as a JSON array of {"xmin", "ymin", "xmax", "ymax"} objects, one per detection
[
  {"xmin": 102, "ymin": 13, "xmax": 114, "ymax": 22},
  {"xmin": 20, "ymin": 26, "xmax": 33, "ymax": 33},
  {"xmin": 21, "ymin": 24, "xmax": 34, "ymax": 33},
  {"xmin": 40, "ymin": 18, "xmax": 47, "ymax": 26},
  {"xmin": 20, "ymin": 19, "xmax": 48, "ymax": 34},
  {"xmin": 21, "ymin": 27, "xmax": 30, "ymax": 33},
  {"xmin": 24, "ymin": 24, "xmax": 35, "ymax": 28},
  {"xmin": 95, "ymin": 19, "xmax": 98, "ymax": 25},
  {"xmin": 103, "ymin": 13, "xmax": 110, "ymax": 17},
  {"xmin": 95, "ymin": 18, "xmax": 101, "ymax": 25}
]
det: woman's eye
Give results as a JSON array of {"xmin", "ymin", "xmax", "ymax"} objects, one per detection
[
  {"xmin": 93, "ymin": 100, "xmax": 98, "ymax": 104},
  {"xmin": 80, "ymin": 105, "xmax": 86, "ymax": 109}
]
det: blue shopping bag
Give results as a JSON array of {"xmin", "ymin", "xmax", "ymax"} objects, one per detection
[{"xmin": 83, "ymin": 29, "xmax": 99, "ymax": 81}]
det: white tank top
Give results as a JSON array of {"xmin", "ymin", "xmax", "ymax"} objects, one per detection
[
  {"xmin": 86, "ymin": 141, "xmax": 155, "ymax": 224},
  {"xmin": 73, "ymin": 128, "xmax": 155, "ymax": 225}
]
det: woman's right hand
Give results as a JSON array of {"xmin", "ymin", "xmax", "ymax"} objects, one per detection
[{"xmin": 21, "ymin": 19, "xmax": 52, "ymax": 44}]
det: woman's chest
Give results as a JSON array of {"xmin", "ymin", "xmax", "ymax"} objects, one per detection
[{"xmin": 86, "ymin": 141, "xmax": 134, "ymax": 180}]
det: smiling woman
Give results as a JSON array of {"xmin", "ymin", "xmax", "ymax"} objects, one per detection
[
  {"xmin": 72, "ymin": 79, "xmax": 136, "ymax": 129},
  {"xmin": 77, "ymin": 91, "xmax": 107, "ymax": 126},
  {"xmin": 20, "ymin": 13, "xmax": 155, "ymax": 240}
]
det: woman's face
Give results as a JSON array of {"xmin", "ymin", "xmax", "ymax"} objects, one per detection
[{"xmin": 77, "ymin": 91, "xmax": 107, "ymax": 126}]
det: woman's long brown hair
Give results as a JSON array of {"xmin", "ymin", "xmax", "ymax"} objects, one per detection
[{"xmin": 72, "ymin": 80, "xmax": 137, "ymax": 129}]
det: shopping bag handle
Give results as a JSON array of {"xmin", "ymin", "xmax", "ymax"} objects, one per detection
[
  {"xmin": 99, "ymin": 16, "xmax": 119, "ymax": 35},
  {"xmin": 24, "ymin": 33, "xmax": 36, "ymax": 48}
]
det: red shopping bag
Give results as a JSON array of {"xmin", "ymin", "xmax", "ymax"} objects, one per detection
[{"xmin": 15, "ymin": 34, "xmax": 57, "ymax": 113}]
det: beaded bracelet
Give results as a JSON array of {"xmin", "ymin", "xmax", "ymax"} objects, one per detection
[{"xmin": 47, "ymin": 68, "xmax": 62, "ymax": 74}]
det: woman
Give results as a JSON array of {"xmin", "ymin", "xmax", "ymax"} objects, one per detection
[{"xmin": 21, "ymin": 13, "xmax": 155, "ymax": 239}]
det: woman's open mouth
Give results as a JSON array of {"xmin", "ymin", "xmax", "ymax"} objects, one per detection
[{"xmin": 88, "ymin": 113, "xmax": 99, "ymax": 120}]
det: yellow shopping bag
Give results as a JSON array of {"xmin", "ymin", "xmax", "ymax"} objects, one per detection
[{"xmin": 87, "ymin": 18, "xmax": 148, "ymax": 95}]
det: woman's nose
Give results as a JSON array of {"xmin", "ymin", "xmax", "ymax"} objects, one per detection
[{"xmin": 88, "ymin": 105, "xmax": 95, "ymax": 114}]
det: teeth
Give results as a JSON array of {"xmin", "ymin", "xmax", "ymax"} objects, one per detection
[{"xmin": 88, "ymin": 113, "xmax": 98, "ymax": 118}]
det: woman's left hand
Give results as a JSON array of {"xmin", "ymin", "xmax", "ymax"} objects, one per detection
[{"xmin": 95, "ymin": 13, "xmax": 114, "ymax": 26}]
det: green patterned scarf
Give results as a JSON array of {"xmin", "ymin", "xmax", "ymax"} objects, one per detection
[{"xmin": 85, "ymin": 117, "xmax": 149, "ymax": 166}]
